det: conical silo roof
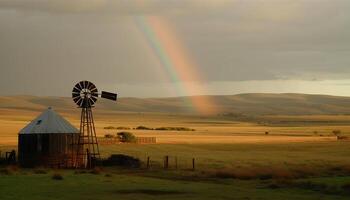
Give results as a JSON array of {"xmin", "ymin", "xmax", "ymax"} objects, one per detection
[{"xmin": 19, "ymin": 107, "xmax": 79, "ymax": 134}]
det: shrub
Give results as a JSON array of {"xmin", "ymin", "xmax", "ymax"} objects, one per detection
[
  {"xmin": 90, "ymin": 167, "xmax": 103, "ymax": 175},
  {"xmin": 52, "ymin": 173, "xmax": 63, "ymax": 180},
  {"xmin": 0, "ymin": 165, "xmax": 20, "ymax": 175},
  {"xmin": 0, "ymin": 157, "xmax": 7, "ymax": 166},
  {"xmin": 333, "ymin": 130, "xmax": 342, "ymax": 136},
  {"xmin": 135, "ymin": 126, "xmax": 153, "ymax": 130},
  {"xmin": 102, "ymin": 154, "xmax": 141, "ymax": 168},
  {"xmin": 116, "ymin": 127, "xmax": 131, "ymax": 130},
  {"xmin": 104, "ymin": 134, "xmax": 115, "ymax": 138},
  {"xmin": 104, "ymin": 126, "xmax": 116, "ymax": 130},
  {"xmin": 155, "ymin": 127, "xmax": 195, "ymax": 131},
  {"xmin": 337, "ymin": 136, "xmax": 349, "ymax": 140},
  {"xmin": 117, "ymin": 132, "xmax": 136, "ymax": 143},
  {"xmin": 0, "ymin": 168, "xmax": 12, "ymax": 175}
]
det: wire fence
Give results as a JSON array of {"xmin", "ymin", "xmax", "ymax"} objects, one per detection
[{"xmin": 132, "ymin": 155, "xmax": 196, "ymax": 170}]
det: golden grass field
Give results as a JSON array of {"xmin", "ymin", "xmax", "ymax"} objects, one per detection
[
  {"xmin": 2, "ymin": 96, "xmax": 350, "ymax": 200},
  {"xmin": 2, "ymin": 94, "xmax": 350, "ymax": 172},
  {"xmin": 1, "ymin": 108, "xmax": 349, "ymax": 146}
]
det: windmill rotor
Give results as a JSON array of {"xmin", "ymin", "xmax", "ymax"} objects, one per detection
[{"xmin": 72, "ymin": 81, "xmax": 99, "ymax": 108}]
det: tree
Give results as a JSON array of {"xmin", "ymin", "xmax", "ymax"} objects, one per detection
[{"xmin": 117, "ymin": 132, "xmax": 136, "ymax": 143}]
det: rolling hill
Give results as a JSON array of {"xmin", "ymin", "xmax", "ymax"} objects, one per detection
[{"xmin": 1, "ymin": 93, "xmax": 350, "ymax": 116}]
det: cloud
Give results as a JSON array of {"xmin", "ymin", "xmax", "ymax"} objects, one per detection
[
  {"xmin": 1, "ymin": 0, "xmax": 350, "ymax": 96},
  {"xmin": 0, "ymin": 0, "xmax": 234, "ymax": 15}
]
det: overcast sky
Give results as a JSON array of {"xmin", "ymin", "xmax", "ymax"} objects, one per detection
[{"xmin": 1, "ymin": 0, "xmax": 350, "ymax": 97}]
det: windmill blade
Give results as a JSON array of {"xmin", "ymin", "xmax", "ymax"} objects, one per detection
[
  {"xmin": 75, "ymin": 82, "xmax": 82, "ymax": 91},
  {"xmin": 91, "ymin": 96, "xmax": 98, "ymax": 103},
  {"xmin": 101, "ymin": 91, "xmax": 117, "ymax": 101},
  {"xmin": 72, "ymin": 87, "xmax": 80, "ymax": 94},
  {"xmin": 72, "ymin": 93, "xmax": 80, "ymax": 99}
]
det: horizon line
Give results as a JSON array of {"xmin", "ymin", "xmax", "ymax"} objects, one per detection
[{"xmin": 2, "ymin": 92, "xmax": 350, "ymax": 99}]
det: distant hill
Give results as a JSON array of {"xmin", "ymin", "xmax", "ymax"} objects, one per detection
[{"xmin": 1, "ymin": 93, "xmax": 350, "ymax": 116}]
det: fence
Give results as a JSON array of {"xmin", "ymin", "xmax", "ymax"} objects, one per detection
[
  {"xmin": 136, "ymin": 137, "xmax": 156, "ymax": 144},
  {"xmin": 98, "ymin": 137, "xmax": 157, "ymax": 145},
  {"xmin": 142, "ymin": 155, "xmax": 196, "ymax": 170},
  {"xmin": 98, "ymin": 137, "xmax": 120, "ymax": 145}
]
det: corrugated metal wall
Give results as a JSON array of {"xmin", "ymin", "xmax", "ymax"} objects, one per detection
[{"xmin": 18, "ymin": 133, "xmax": 78, "ymax": 168}]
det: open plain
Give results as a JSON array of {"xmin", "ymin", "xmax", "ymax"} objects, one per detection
[{"xmin": 1, "ymin": 95, "xmax": 350, "ymax": 199}]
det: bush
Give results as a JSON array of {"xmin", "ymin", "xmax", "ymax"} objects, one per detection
[
  {"xmin": 0, "ymin": 165, "xmax": 20, "ymax": 175},
  {"xmin": 135, "ymin": 126, "xmax": 153, "ymax": 130},
  {"xmin": 90, "ymin": 167, "xmax": 103, "ymax": 175},
  {"xmin": 104, "ymin": 134, "xmax": 115, "ymax": 138},
  {"xmin": 337, "ymin": 136, "xmax": 349, "ymax": 140},
  {"xmin": 104, "ymin": 126, "xmax": 116, "ymax": 130},
  {"xmin": 52, "ymin": 173, "xmax": 63, "ymax": 180},
  {"xmin": 117, "ymin": 132, "xmax": 136, "ymax": 143},
  {"xmin": 0, "ymin": 166, "xmax": 19, "ymax": 175},
  {"xmin": 105, "ymin": 126, "xmax": 131, "ymax": 130},
  {"xmin": 102, "ymin": 154, "xmax": 141, "ymax": 168},
  {"xmin": 155, "ymin": 127, "xmax": 195, "ymax": 131},
  {"xmin": 0, "ymin": 157, "xmax": 7, "ymax": 166},
  {"xmin": 333, "ymin": 130, "xmax": 342, "ymax": 136},
  {"xmin": 116, "ymin": 127, "xmax": 131, "ymax": 130}
]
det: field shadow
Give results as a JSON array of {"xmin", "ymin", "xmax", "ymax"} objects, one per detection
[{"xmin": 115, "ymin": 189, "xmax": 188, "ymax": 196}]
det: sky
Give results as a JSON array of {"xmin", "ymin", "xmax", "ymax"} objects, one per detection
[{"xmin": 1, "ymin": 0, "xmax": 350, "ymax": 97}]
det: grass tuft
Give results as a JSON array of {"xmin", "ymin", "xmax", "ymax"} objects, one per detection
[
  {"xmin": 52, "ymin": 173, "xmax": 63, "ymax": 180},
  {"xmin": 0, "ymin": 165, "xmax": 20, "ymax": 175},
  {"xmin": 33, "ymin": 168, "xmax": 48, "ymax": 174},
  {"xmin": 90, "ymin": 167, "xmax": 103, "ymax": 175}
]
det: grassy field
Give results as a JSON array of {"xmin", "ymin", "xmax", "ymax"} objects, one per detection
[
  {"xmin": 1, "ymin": 168, "xmax": 350, "ymax": 200},
  {"xmin": 2, "ymin": 96, "xmax": 350, "ymax": 199},
  {"xmin": 2, "ymin": 141, "xmax": 350, "ymax": 199}
]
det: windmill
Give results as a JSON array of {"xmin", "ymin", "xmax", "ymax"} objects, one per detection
[{"xmin": 72, "ymin": 80, "xmax": 117, "ymax": 168}]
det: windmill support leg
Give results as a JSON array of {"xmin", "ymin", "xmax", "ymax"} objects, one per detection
[{"xmin": 75, "ymin": 107, "xmax": 100, "ymax": 168}]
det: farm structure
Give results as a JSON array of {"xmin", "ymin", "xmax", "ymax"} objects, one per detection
[
  {"xmin": 98, "ymin": 137, "xmax": 156, "ymax": 145},
  {"xmin": 18, "ymin": 107, "xmax": 78, "ymax": 167}
]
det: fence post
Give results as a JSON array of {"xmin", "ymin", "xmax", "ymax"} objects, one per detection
[
  {"xmin": 164, "ymin": 156, "xmax": 169, "ymax": 169},
  {"xmin": 192, "ymin": 158, "xmax": 195, "ymax": 171},
  {"xmin": 147, "ymin": 156, "xmax": 150, "ymax": 169},
  {"xmin": 175, "ymin": 156, "xmax": 178, "ymax": 170}
]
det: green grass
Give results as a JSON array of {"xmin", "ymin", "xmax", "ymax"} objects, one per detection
[
  {"xmin": 2, "ymin": 141, "xmax": 350, "ymax": 199},
  {"xmin": 99, "ymin": 142, "xmax": 350, "ymax": 170},
  {"xmin": 0, "ymin": 169, "xmax": 350, "ymax": 200}
]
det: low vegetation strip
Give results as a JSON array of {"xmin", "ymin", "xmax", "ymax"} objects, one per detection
[
  {"xmin": 104, "ymin": 126, "xmax": 195, "ymax": 131},
  {"xmin": 104, "ymin": 126, "xmax": 131, "ymax": 130},
  {"xmin": 155, "ymin": 127, "xmax": 195, "ymax": 131},
  {"xmin": 135, "ymin": 126, "xmax": 195, "ymax": 131}
]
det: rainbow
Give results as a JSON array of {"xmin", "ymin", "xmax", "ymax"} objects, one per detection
[{"xmin": 134, "ymin": 15, "xmax": 217, "ymax": 115}]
